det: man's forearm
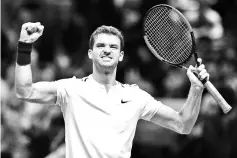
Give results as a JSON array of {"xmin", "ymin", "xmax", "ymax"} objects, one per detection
[
  {"xmin": 179, "ymin": 86, "xmax": 203, "ymax": 134},
  {"xmin": 15, "ymin": 63, "xmax": 33, "ymax": 99},
  {"xmin": 15, "ymin": 36, "xmax": 34, "ymax": 99}
]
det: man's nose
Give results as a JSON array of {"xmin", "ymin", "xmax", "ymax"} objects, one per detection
[{"xmin": 103, "ymin": 46, "xmax": 111, "ymax": 54}]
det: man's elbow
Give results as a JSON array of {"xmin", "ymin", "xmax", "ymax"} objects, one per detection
[
  {"xmin": 172, "ymin": 120, "xmax": 190, "ymax": 135},
  {"xmin": 16, "ymin": 92, "xmax": 27, "ymax": 100},
  {"xmin": 178, "ymin": 114, "xmax": 196, "ymax": 135},
  {"xmin": 15, "ymin": 86, "xmax": 32, "ymax": 100},
  {"xmin": 174, "ymin": 121, "xmax": 192, "ymax": 135},
  {"xmin": 180, "ymin": 124, "xmax": 193, "ymax": 135},
  {"xmin": 180, "ymin": 129, "xmax": 192, "ymax": 135}
]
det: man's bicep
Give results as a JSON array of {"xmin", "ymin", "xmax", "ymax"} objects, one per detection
[
  {"xmin": 150, "ymin": 105, "xmax": 184, "ymax": 133},
  {"xmin": 26, "ymin": 81, "xmax": 59, "ymax": 104}
]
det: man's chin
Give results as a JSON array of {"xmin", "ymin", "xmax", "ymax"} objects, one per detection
[
  {"xmin": 101, "ymin": 64, "xmax": 115, "ymax": 69},
  {"xmin": 100, "ymin": 63, "xmax": 117, "ymax": 70},
  {"xmin": 95, "ymin": 60, "xmax": 118, "ymax": 70}
]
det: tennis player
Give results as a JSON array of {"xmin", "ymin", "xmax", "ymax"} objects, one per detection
[{"xmin": 15, "ymin": 22, "xmax": 209, "ymax": 158}]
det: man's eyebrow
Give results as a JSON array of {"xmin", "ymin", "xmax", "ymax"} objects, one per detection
[
  {"xmin": 110, "ymin": 44, "xmax": 119, "ymax": 46},
  {"xmin": 95, "ymin": 43, "xmax": 105, "ymax": 45},
  {"xmin": 110, "ymin": 44, "xmax": 119, "ymax": 47},
  {"xmin": 95, "ymin": 43, "xmax": 119, "ymax": 47}
]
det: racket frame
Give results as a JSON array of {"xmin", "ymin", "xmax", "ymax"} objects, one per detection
[
  {"xmin": 143, "ymin": 4, "xmax": 197, "ymax": 68},
  {"xmin": 143, "ymin": 4, "xmax": 232, "ymax": 114}
]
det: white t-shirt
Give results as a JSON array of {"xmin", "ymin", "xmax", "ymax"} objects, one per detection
[{"xmin": 56, "ymin": 75, "xmax": 163, "ymax": 158}]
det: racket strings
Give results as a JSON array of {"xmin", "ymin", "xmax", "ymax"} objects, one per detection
[
  {"xmin": 146, "ymin": 10, "xmax": 191, "ymax": 61},
  {"xmin": 144, "ymin": 7, "xmax": 193, "ymax": 64}
]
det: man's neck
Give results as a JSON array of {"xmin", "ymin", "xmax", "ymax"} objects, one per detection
[{"xmin": 92, "ymin": 69, "xmax": 117, "ymax": 90}]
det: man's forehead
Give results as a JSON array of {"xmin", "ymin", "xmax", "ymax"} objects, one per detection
[{"xmin": 94, "ymin": 33, "xmax": 120, "ymax": 43}]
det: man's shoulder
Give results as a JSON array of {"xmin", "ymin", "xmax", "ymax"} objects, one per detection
[
  {"xmin": 118, "ymin": 82, "xmax": 138, "ymax": 88},
  {"xmin": 117, "ymin": 82, "xmax": 142, "ymax": 93},
  {"xmin": 117, "ymin": 82, "xmax": 153, "ymax": 103},
  {"xmin": 118, "ymin": 82, "xmax": 152, "ymax": 97},
  {"xmin": 79, "ymin": 76, "xmax": 90, "ymax": 82},
  {"xmin": 56, "ymin": 76, "xmax": 88, "ymax": 86}
]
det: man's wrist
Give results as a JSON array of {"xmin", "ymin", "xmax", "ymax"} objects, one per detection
[
  {"xmin": 190, "ymin": 84, "xmax": 204, "ymax": 93},
  {"xmin": 16, "ymin": 41, "xmax": 33, "ymax": 65}
]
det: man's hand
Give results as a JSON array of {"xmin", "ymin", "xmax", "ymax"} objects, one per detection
[
  {"xmin": 187, "ymin": 58, "xmax": 210, "ymax": 90},
  {"xmin": 19, "ymin": 22, "xmax": 44, "ymax": 43}
]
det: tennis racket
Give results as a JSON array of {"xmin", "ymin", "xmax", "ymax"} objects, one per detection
[{"xmin": 143, "ymin": 4, "xmax": 232, "ymax": 114}]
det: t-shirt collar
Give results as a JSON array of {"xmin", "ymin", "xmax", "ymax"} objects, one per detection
[{"xmin": 88, "ymin": 74, "xmax": 119, "ymax": 89}]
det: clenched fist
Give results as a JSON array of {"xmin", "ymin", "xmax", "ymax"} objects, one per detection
[{"xmin": 19, "ymin": 22, "xmax": 44, "ymax": 43}]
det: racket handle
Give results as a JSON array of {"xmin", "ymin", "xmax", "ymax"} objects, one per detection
[{"xmin": 204, "ymin": 81, "xmax": 232, "ymax": 114}]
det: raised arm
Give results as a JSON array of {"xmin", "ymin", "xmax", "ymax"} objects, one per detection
[
  {"xmin": 15, "ymin": 22, "xmax": 58, "ymax": 105},
  {"xmin": 150, "ymin": 59, "xmax": 209, "ymax": 134}
]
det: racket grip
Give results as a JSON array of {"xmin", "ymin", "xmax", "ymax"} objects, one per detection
[{"xmin": 204, "ymin": 81, "xmax": 232, "ymax": 114}]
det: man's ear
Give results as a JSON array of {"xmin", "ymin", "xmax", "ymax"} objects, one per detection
[
  {"xmin": 88, "ymin": 49, "xmax": 92, "ymax": 59},
  {"xmin": 119, "ymin": 51, "xmax": 124, "ymax": 62}
]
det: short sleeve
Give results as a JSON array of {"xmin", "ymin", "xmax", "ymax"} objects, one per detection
[
  {"xmin": 136, "ymin": 87, "xmax": 163, "ymax": 121},
  {"xmin": 140, "ymin": 98, "xmax": 163, "ymax": 121},
  {"xmin": 55, "ymin": 76, "xmax": 77, "ymax": 107}
]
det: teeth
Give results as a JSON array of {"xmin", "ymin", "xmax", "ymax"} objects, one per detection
[{"xmin": 103, "ymin": 57, "xmax": 111, "ymax": 59}]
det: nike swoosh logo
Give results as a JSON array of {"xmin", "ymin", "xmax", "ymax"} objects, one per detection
[{"xmin": 121, "ymin": 100, "xmax": 131, "ymax": 104}]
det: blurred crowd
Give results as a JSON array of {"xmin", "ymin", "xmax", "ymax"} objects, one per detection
[{"xmin": 1, "ymin": 0, "xmax": 237, "ymax": 158}]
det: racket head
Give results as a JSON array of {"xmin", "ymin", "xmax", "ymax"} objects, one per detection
[{"xmin": 143, "ymin": 4, "xmax": 196, "ymax": 67}]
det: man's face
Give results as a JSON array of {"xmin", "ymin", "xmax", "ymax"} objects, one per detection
[{"xmin": 88, "ymin": 33, "xmax": 124, "ymax": 70}]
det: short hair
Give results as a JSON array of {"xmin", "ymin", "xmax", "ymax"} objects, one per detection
[{"xmin": 89, "ymin": 25, "xmax": 124, "ymax": 51}]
